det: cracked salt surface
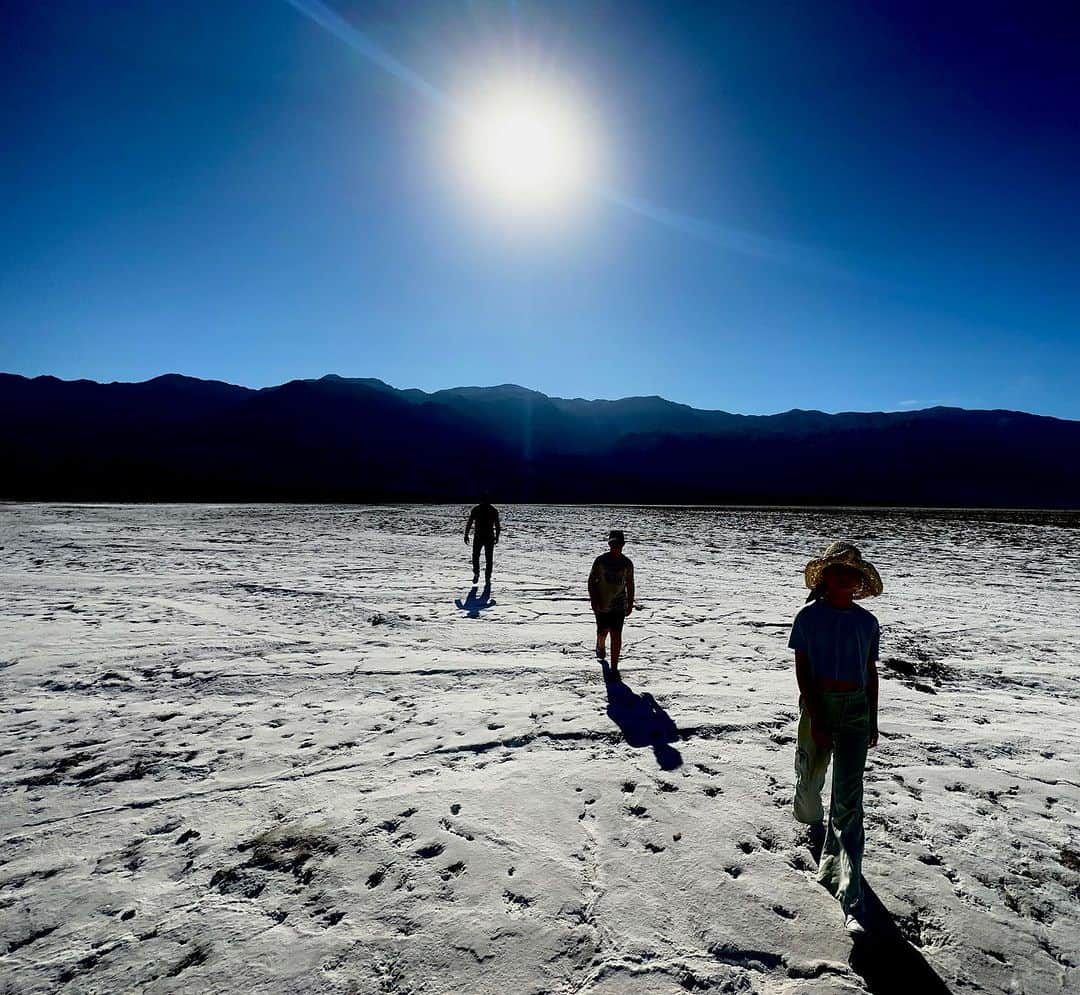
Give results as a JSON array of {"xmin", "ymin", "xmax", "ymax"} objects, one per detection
[{"xmin": 1, "ymin": 503, "xmax": 1078, "ymax": 993}]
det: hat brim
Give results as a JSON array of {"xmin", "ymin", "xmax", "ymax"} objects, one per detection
[{"xmin": 804, "ymin": 556, "xmax": 883, "ymax": 599}]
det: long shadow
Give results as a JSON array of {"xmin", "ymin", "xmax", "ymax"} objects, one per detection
[
  {"xmin": 602, "ymin": 663, "xmax": 683, "ymax": 770},
  {"xmin": 455, "ymin": 583, "xmax": 495, "ymax": 619},
  {"xmin": 847, "ymin": 880, "xmax": 953, "ymax": 994},
  {"xmin": 803, "ymin": 835, "xmax": 952, "ymax": 993}
]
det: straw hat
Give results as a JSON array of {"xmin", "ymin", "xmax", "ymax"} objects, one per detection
[{"xmin": 804, "ymin": 541, "xmax": 883, "ymax": 599}]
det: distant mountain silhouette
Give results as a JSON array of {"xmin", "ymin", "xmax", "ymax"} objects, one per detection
[{"xmin": 2, "ymin": 372, "xmax": 1078, "ymax": 507}]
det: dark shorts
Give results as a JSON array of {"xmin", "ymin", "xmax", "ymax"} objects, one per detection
[{"xmin": 594, "ymin": 608, "xmax": 627, "ymax": 633}]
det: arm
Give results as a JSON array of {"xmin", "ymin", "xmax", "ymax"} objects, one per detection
[
  {"xmin": 867, "ymin": 656, "xmax": 879, "ymax": 747},
  {"xmin": 867, "ymin": 619, "xmax": 880, "ymax": 746},
  {"xmin": 588, "ymin": 559, "xmax": 601, "ymax": 610},
  {"xmin": 795, "ymin": 650, "xmax": 830, "ymax": 750},
  {"xmin": 464, "ymin": 509, "xmax": 474, "ymax": 545},
  {"xmin": 494, "ymin": 508, "xmax": 501, "ymax": 544},
  {"xmin": 794, "ymin": 650, "xmax": 819, "ymax": 716},
  {"xmin": 625, "ymin": 562, "xmax": 635, "ymax": 615}
]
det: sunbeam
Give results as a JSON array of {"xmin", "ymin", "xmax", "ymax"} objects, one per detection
[
  {"xmin": 283, "ymin": 0, "xmax": 462, "ymax": 116},
  {"xmin": 282, "ymin": 0, "xmax": 838, "ymax": 271}
]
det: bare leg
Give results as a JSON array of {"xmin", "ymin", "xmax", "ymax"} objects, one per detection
[
  {"xmin": 595, "ymin": 626, "xmax": 608, "ymax": 658},
  {"xmin": 610, "ymin": 631, "xmax": 622, "ymax": 669}
]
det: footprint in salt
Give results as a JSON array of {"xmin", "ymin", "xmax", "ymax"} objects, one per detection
[
  {"xmin": 756, "ymin": 829, "xmax": 779, "ymax": 852},
  {"xmin": 439, "ymin": 861, "xmax": 466, "ymax": 880},
  {"xmin": 366, "ymin": 868, "xmax": 386, "ymax": 888}
]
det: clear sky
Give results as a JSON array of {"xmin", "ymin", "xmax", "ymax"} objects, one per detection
[{"xmin": 2, "ymin": 1, "xmax": 1078, "ymax": 417}]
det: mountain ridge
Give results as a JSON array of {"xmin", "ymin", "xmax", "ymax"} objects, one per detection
[
  {"xmin": 7, "ymin": 371, "xmax": 1077, "ymax": 423},
  {"xmin": 2, "ymin": 372, "xmax": 1077, "ymax": 506}
]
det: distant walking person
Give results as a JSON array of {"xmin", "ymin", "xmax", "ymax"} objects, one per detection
[
  {"xmin": 588, "ymin": 530, "xmax": 635, "ymax": 681},
  {"xmin": 788, "ymin": 541, "xmax": 883, "ymax": 936},
  {"xmin": 464, "ymin": 497, "xmax": 500, "ymax": 585}
]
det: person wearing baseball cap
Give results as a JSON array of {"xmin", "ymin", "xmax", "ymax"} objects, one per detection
[{"xmin": 588, "ymin": 529, "xmax": 635, "ymax": 680}]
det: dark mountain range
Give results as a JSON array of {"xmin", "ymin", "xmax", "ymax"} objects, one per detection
[{"xmin": 3, "ymin": 372, "xmax": 1078, "ymax": 507}]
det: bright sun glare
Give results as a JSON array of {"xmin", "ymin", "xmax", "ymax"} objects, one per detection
[{"xmin": 459, "ymin": 84, "xmax": 596, "ymax": 217}]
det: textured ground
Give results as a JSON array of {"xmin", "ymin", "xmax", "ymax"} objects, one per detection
[{"xmin": 1, "ymin": 504, "xmax": 1078, "ymax": 994}]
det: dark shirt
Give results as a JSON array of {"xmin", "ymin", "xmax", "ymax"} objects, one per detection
[
  {"xmin": 468, "ymin": 503, "xmax": 500, "ymax": 541},
  {"xmin": 788, "ymin": 599, "xmax": 880, "ymax": 687}
]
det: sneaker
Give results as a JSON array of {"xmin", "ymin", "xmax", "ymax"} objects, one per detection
[{"xmin": 844, "ymin": 911, "xmax": 866, "ymax": 936}]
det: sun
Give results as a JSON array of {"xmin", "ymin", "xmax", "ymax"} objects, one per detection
[{"xmin": 458, "ymin": 83, "xmax": 597, "ymax": 216}]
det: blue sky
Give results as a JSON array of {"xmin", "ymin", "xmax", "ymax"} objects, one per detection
[{"xmin": 2, "ymin": 1, "xmax": 1078, "ymax": 417}]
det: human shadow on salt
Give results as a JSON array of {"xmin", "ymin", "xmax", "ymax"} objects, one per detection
[
  {"xmin": 806, "ymin": 833, "xmax": 952, "ymax": 994},
  {"xmin": 846, "ymin": 880, "xmax": 953, "ymax": 994},
  {"xmin": 602, "ymin": 665, "xmax": 683, "ymax": 771},
  {"xmin": 455, "ymin": 583, "xmax": 495, "ymax": 619}
]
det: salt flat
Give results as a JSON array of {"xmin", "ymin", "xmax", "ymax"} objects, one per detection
[{"xmin": 1, "ymin": 504, "xmax": 1078, "ymax": 995}]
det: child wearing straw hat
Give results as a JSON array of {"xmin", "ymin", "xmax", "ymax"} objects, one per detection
[{"xmin": 788, "ymin": 541, "xmax": 883, "ymax": 936}]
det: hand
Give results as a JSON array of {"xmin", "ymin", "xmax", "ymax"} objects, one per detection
[
  {"xmin": 494, "ymin": 535, "xmax": 499, "ymax": 545},
  {"xmin": 625, "ymin": 604, "xmax": 633, "ymax": 616},
  {"xmin": 464, "ymin": 535, "xmax": 469, "ymax": 545},
  {"xmin": 868, "ymin": 725, "xmax": 879, "ymax": 749}
]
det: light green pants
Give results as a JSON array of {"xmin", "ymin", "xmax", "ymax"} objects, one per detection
[{"xmin": 794, "ymin": 690, "xmax": 869, "ymax": 914}]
